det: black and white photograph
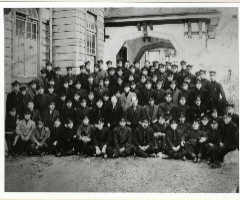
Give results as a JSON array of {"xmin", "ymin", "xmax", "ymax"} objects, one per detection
[{"xmin": 3, "ymin": 4, "xmax": 239, "ymax": 194}]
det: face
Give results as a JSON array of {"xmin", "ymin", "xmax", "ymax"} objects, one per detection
[
  {"xmin": 48, "ymin": 88, "xmax": 54, "ymax": 93},
  {"xmin": 49, "ymin": 80, "xmax": 55, "ymax": 85},
  {"xmin": 83, "ymin": 118, "xmax": 89, "ymax": 126},
  {"xmin": 196, "ymin": 83, "xmax": 201, "ymax": 90},
  {"xmin": 128, "ymin": 75, "xmax": 134, "ymax": 82},
  {"xmin": 167, "ymin": 76, "xmax": 173, "ymax": 81},
  {"xmin": 211, "ymin": 122, "xmax": 218, "ymax": 130},
  {"xmin": 149, "ymin": 100, "xmax": 154, "ymax": 106},
  {"xmin": 28, "ymin": 102, "xmax": 34, "ymax": 110},
  {"xmin": 24, "ymin": 113, "xmax": 31, "ymax": 120},
  {"xmin": 99, "ymin": 80, "xmax": 104, "ymax": 87},
  {"xmin": 37, "ymin": 122, "xmax": 43, "ymax": 129},
  {"xmin": 142, "ymin": 70, "xmax": 148, "ymax": 75},
  {"xmin": 130, "ymin": 68, "xmax": 135, "ymax": 74},
  {"xmin": 146, "ymin": 83, "xmax": 151, "ymax": 90},
  {"xmin": 21, "ymin": 90, "xmax": 27, "ymax": 95},
  {"xmin": 47, "ymin": 65, "xmax": 52, "ymax": 71},
  {"xmin": 10, "ymin": 110, "xmax": 16, "ymax": 117},
  {"xmin": 202, "ymin": 118, "xmax": 209, "ymax": 126},
  {"xmin": 81, "ymin": 68, "xmax": 86, "ymax": 74},
  {"xmin": 165, "ymin": 95, "xmax": 172, "ymax": 102},
  {"xmin": 124, "ymin": 86, "xmax": 130, "ymax": 93},
  {"xmin": 179, "ymin": 116, "xmax": 185, "ymax": 123},
  {"xmin": 39, "ymin": 88, "xmax": 44, "ymax": 94},
  {"xmin": 195, "ymin": 99, "xmax": 201, "ymax": 106},
  {"xmin": 192, "ymin": 122, "xmax": 199, "ymax": 130},
  {"xmin": 181, "ymin": 64, "xmax": 186, "ymax": 70},
  {"xmin": 111, "ymin": 96, "xmax": 117, "ymax": 104},
  {"xmin": 88, "ymin": 77, "xmax": 93, "ymax": 84},
  {"xmin": 182, "ymin": 84, "xmax": 188, "ymax": 91},
  {"xmin": 68, "ymin": 122, "xmax": 73, "ymax": 129},
  {"xmin": 152, "ymin": 75, "xmax": 157, "ymax": 82},
  {"xmin": 118, "ymin": 61, "xmax": 122, "ymax": 67},
  {"xmin": 171, "ymin": 122, "xmax": 177, "ymax": 130},
  {"xmin": 75, "ymin": 83, "xmax": 81, "ymax": 89},
  {"xmin": 135, "ymin": 63, "xmax": 140, "ymax": 69},
  {"xmin": 179, "ymin": 98, "xmax": 186, "ymax": 106},
  {"xmin": 67, "ymin": 102, "xmax": 72, "ymax": 108},
  {"xmin": 187, "ymin": 67, "xmax": 192, "ymax": 73},
  {"xmin": 131, "ymin": 84, "xmax": 136, "ymax": 90},
  {"xmin": 141, "ymin": 76, "xmax": 146, "ymax": 83},
  {"xmin": 97, "ymin": 101, "xmax": 103, "ymax": 108},
  {"xmin": 94, "ymin": 67, "xmax": 99, "ymax": 73},
  {"xmin": 159, "ymin": 67, "xmax": 165, "ymax": 73},
  {"xmin": 88, "ymin": 93, "xmax": 94, "ymax": 100},
  {"xmin": 117, "ymin": 78, "xmax": 123, "ymax": 85},
  {"xmin": 54, "ymin": 120, "xmax": 61, "ymax": 127},
  {"xmin": 61, "ymin": 96, "xmax": 66, "ymax": 101},
  {"xmin": 172, "ymin": 68, "xmax": 177, "ymax": 73},
  {"xmin": 142, "ymin": 120, "xmax": 148, "ymax": 129},
  {"xmin": 156, "ymin": 82, "xmax": 163, "ymax": 89},
  {"xmin": 81, "ymin": 101, "xmax": 87, "ymax": 107},
  {"xmin": 125, "ymin": 62, "xmax": 130, "ymax": 68},
  {"xmin": 109, "ymin": 70, "xmax": 115, "ymax": 75},
  {"xmin": 212, "ymin": 111, "xmax": 218, "ymax": 118},
  {"xmin": 74, "ymin": 94, "xmax": 80, "ymax": 101},
  {"xmin": 64, "ymin": 83, "xmax": 68, "ymax": 88},
  {"xmin": 227, "ymin": 107, "xmax": 234, "ymax": 114},
  {"xmin": 97, "ymin": 122, "xmax": 104, "ymax": 130},
  {"xmin": 55, "ymin": 70, "xmax": 60, "ymax": 75},
  {"xmin": 49, "ymin": 104, "xmax": 55, "ymax": 110},
  {"xmin": 158, "ymin": 117, "xmax": 165, "ymax": 125},
  {"xmin": 31, "ymin": 83, "xmax": 36, "ymax": 89},
  {"xmin": 223, "ymin": 116, "xmax": 231, "ymax": 124},
  {"xmin": 41, "ymin": 73, "xmax": 46, "ymax": 78},
  {"xmin": 200, "ymin": 73, "xmax": 205, "ymax": 79},
  {"xmin": 13, "ymin": 85, "xmax": 19, "ymax": 92},
  {"xmin": 132, "ymin": 98, "xmax": 138, "ymax": 107},
  {"xmin": 170, "ymin": 83, "xmax": 176, "ymax": 90},
  {"xmin": 103, "ymin": 95, "xmax": 109, "ymax": 102},
  {"xmin": 119, "ymin": 120, "xmax": 126, "ymax": 127},
  {"xmin": 67, "ymin": 70, "xmax": 72, "ymax": 75},
  {"xmin": 104, "ymin": 80, "xmax": 109, "ymax": 86},
  {"xmin": 117, "ymin": 71, "xmax": 123, "ymax": 76},
  {"xmin": 145, "ymin": 62, "xmax": 150, "ymax": 67}
]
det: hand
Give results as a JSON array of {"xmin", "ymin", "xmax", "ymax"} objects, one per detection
[
  {"xmin": 172, "ymin": 147, "xmax": 177, "ymax": 152},
  {"xmin": 220, "ymin": 142, "xmax": 224, "ymax": 147},
  {"xmin": 154, "ymin": 133, "xmax": 159, "ymax": 137},
  {"xmin": 176, "ymin": 145, "xmax": 180, "ymax": 151},
  {"xmin": 209, "ymin": 143, "xmax": 213, "ymax": 147},
  {"xmin": 107, "ymin": 123, "xmax": 110, "ymax": 128},
  {"xmin": 96, "ymin": 147, "xmax": 101, "ymax": 155},
  {"xmin": 37, "ymin": 142, "xmax": 42, "ymax": 147},
  {"xmin": 102, "ymin": 145, "xmax": 107, "ymax": 153},
  {"xmin": 181, "ymin": 141, "xmax": 185, "ymax": 146},
  {"xmin": 127, "ymin": 121, "xmax": 131, "ymax": 125},
  {"xmin": 119, "ymin": 147, "xmax": 125, "ymax": 153},
  {"xmin": 53, "ymin": 141, "xmax": 58, "ymax": 146}
]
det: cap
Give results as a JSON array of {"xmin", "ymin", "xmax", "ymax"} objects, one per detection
[
  {"xmin": 166, "ymin": 61, "xmax": 172, "ymax": 65},
  {"xmin": 170, "ymin": 80, "xmax": 177, "ymax": 85},
  {"xmin": 46, "ymin": 62, "xmax": 52, "ymax": 67},
  {"xmin": 119, "ymin": 116, "xmax": 126, "ymax": 122},
  {"xmin": 180, "ymin": 60, "xmax": 186, "ymax": 65},
  {"xmin": 10, "ymin": 107, "xmax": 16, "ymax": 112},
  {"xmin": 48, "ymin": 84, "xmax": 54, "ymax": 89},
  {"xmin": 24, "ymin": 109, "xmax": 31, "ymax": 115},
  {"xmin": 199, "ymin": 70, "xmax": 206, "ymax": 74},
  {"xmin": 40, "ymin": 69, "xmax": 47, "ymax": 73},
  {"xmin": 117, "ymin": 58, "xmax": 123, "ymax": 63},
  {"xmin": 141, "ymin": 115, "xmax": 149, "ymax": 122},
  {"xmin": 85, "ymin": 61, "xmax": 90, "ymax": 65},
  {"xmin": 20, "ymin": 86, "xmax": 27, "ymax": 91},
  {"xmin": 124, "ymin": 83, "xmax": 130, "ymax": 88},
  {"xmin": 142, "ymin": 67, "xmax": 148, "ymax": 71},
  {"xmin": 209, "ymin": 71, "xmax": 217, "ymax": 75},
  {"xmin": 179, "ymin": 112, "xmax": 185, "ymax": 118},
  {"xmin": 170, "ymin": 119, "xmax": 177, "ymax": 124},
  {"xmin": 106, "ymin": 60, "xmax": 112, "ymax": 65},
  {"xmin": 172, "ymin": 65, "xmax": 178, "ymax": 69},
  {"xmin": 94, "ymin": 63, "xmax": 100, "ymax": 68},
  {"xmin": 97, "ymin": 60, "xmax": 103, "ymax": 64},
  {"xmin": 66, "ymin": 98, "xmax": 72, "ymax": 103},
  {"xmin": 11, "ymin": 80, "xmax": 20, "ymax": 87},
  {"xmin": 129, "ymin": 65, "xmax": 135, "ymax": 69},
  {"xmin": 195, "ymin": 71, "xmax": 200, "ymax": 76},
  {"xmin": 167, "ymin": 71, "xmax": 174, "ymax": 76},
  {"xmin": 54, "ymin": 67, "xmax": 61, "ymax": 71},
  {"xmin": 193, "ymin": 119, "xmax": 200, "ymax": 124},
  {"xmin": 80, "ymin": 65, "xmax": 86, "ymax": 69},
  {"xmin": 187, "ymin": 65, "xmax": 193, "ymax": 69},
  {"xmin": 66, "ymin": 67, "xmax": 73, "ymax": 71},
  {"xmin": 133, "ymin": 60, "xmax": 140, "ymax": 64},
  {"xmin": 29, "ymin": 80, "xmax": 37, "ymax": 85},
  {"xmin": 108, "ymin": 66, "xmax": 115, "ymax": 71},
  {"xmin": 158, "ymin": 63, "xmax": 165, "ymax": 68},
  {"xmin": 195, "ymin": 79, "xmax": 202, "ymax": 84}
]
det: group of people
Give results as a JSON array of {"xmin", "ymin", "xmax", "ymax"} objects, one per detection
[{"xmin": 5, "ymin": 59, "xmax": 239, "ymax": 168}]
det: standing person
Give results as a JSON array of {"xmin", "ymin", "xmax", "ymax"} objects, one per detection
[
  {"xmin": 27, "ymin": 119, "xmax": 50, "ymax": 156},
  {"xmin": 164, "ymin": 71, "xmax": 174, "ymax": 90},
  {"xmin": 139, "ymin": 80, "xmax": 157, "ymax": 106},
  {"xmin": 76, "ymin": 115, "xmax": 95, "ymax": 157},
  {"xmin": 199, "ymin": 70, "xmax": 210, "ymax": 92},
  {"xmin": 178, "ymin": 60, "xmax": 187, "ymax": 86},
  {"xmin": 155, "ymin": 80, "xmax": 166, "ymax": 105},
  {"xmin": 91, "ymin": 118, "xmax": 113, "ymax": 158},
  {"xmin": 165, "ymin": 119, "xmax": 187, "ymax": 160},
  {"xmin": 133, "ymin": 60, "xmax": 141, "ymax": 77},
  {"xmin": 37, "ymin": 69, "xmax": 48, "ymax": 91},
  {"xmin": 49, "ymin": 118, "xmax": 63, "ymax": 155},
  {"xmin": 28, "ymin": 80, "xmax": 37, "ymax": 101},
  {"xmin": 209, "ymin": 112, "xmax": 238, "ymax": 168},
  {"xmin": 46, "ymin": 85, "xmax": 58, "ymax": 105},
  {"xmin": 55, "ymin": 118, "xmax": 78, "ymax": 157},
  {"xmin": 26, "ymin": 100, "xmax": 41, "ymax": 123},
  {"xmin": 186, "ymin": 65, "xmax": 195, "ymax": 84},
  {"xmin": 42, "ymin": 101, "xmax": 59, "ymax": 130},
  {"xmin": 61, "ymin": 80, "xmax": 73, "ymax": 100},
  {"xmin": 46, "ymin": 62, "xmax": 56, "ymax": 81},
  {"xmin": 171, "ymin": 65, "xmax": 180, "ymax": 88},
  {"xmin": 13, "ymin": 109, "xmax": 35, "ymax": 155},
  {"xmin": 63, "ymin": 67, "xmax": 76, "ymax": 88},
  {"xmin": 19, "ymin": 86, "xmax": 32, "ymax": 112},
  {"xmin": 34, "ymin": 85, "xmax": 48, "ymax": 115},
  {"xmin": 73, "ymin": 80, "xmax": 88, "ymax": 99},
  {"xmin": 226, "ymin": 102, "xmax": 239, "ymax": 128},
  {"xmin": 118, "ymin": 83, "xmax": 136, "ymax": 112},
  {"xmin": 208, "ymin": 71, "xmax": 227, "ymax": 112},
  {"xmin": 156, "ymin": 64, "xmax": 167, "ymax": 82},
  {"xmin": 113, "ymin": 116, "xmax": 133, "ymax": 158},
  {"xmin": 6, "ymin": 81, "xmax": 22, "ymax": 115},
  {"xmin": 144, "ymin": 96, "xmax": 160, "ymax": 126},
  {"xmin": 97, "ymin": 59, "xmax": 108, "ymax": 80},
  {"xmin": 105, "ymin": 95, "xmax": 123, "ymax": 130},
  {"xmin": 54, "ymin": 67, "xmax": 63, "ymax": 95},
  {"xmin": 181, "ymin": 119, "xmax": 208, "ymax": 163},
  {"xmin": 167, "ymin": 80, "xmax": 181, "ymax": 106},
  {"xmin": 75, "ymin": 98, "xmax": 91, "ymax": 125},
  {"xmin": 133, "ymin": 116, "xmax": 157, "ymax": 158},
  {"xmin": 76, "ymin": 65, "xmax": 89, "ymax": 90},
  {"xmin": 5, "ymin": 107, "xmax": 18, "ymax": 156}
]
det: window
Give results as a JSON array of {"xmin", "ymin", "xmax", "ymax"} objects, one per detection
[{"xmin": 14, "ymin": 9, "xmax": 39, "ymax": 77}]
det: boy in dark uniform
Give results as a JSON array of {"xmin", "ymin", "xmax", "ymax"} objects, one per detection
[
  {"xmin": 163, "ymin": 71, "xmax": 174, "ymax": 90},
  {"xmin": 46, "ymin": 85, "xmax": 58, "ymax": 105},
  {"xmin": 189, "ymin": 96, "xmax": 207, "ymax": 123},
  {"xmin": 61, "ymin": 79, "xmax": 73, "ymax": 100},
  {"xmin": 76, "ymin": 98, "xmax": 91, "ymax": 125},
  {"xmin": 178, "ymin": 60, "xmax": 187, "ymax": 86},
  {"xmin": 76, "ymin": 65, "xmax": 89, "ymax": 91},
  {"xmin": 46, "ymin": 62, "xmax": 56, "ymax": 81},
  {"xmin": 154, "ymin": 80, "xmax": 166, "ymax": 105},
  {"xmin": 139, "ymin": 80, "xmax": 157, "ymax": 106},
  {"xmin": 179, "ymin": 81, "xmax": 191, "ymax": 105},
  {"xmin": 86, "ymin": 74, "xmax": 95, "ymax": 94},
  {"xmin": 186, "ymin": 65, "xmax": 195, "ymax": 84},
  {"xmin": 63, "ymin": 67, "xmax": 76, "ymax": 88},
  {"xmin": 199, "ymin": 114, "xmax": 211, "ymax": 132},
  {"xmin": 136, "ymin": 74, "xmax": 147, "ymax": 92},
  {"xmin": 199, "ymin": 70, "xmax": 210, "ymax": 91},
  {"xmin": 28, "ymin": 80, "xmax": 37, "ymax": 101},
  {"xmin": 113, "ymin": 116, "xmax": 133, "ymax": 158},
  {"xmin": 72, "ymin": 91, "xmax": 82, "ymax": 110},
  {"xmin": 133, "ymin": 116, "xmax": 157, "ymax": 158},
  {"xmin": 37, "ymin": 69, "xmax": 48, "ymax": 91},
  {"xmin": 34, "ymin": 85, "xmax": 48, "ymax": 115},
  {"xmin": 159, "ymin": 92, "xmax": 177, "ymax": 119},
  {"xmin": 91, "ymin": 98, "xmax": 105, "ymax": 124},
  {"xmin": 6, "ymin": 81, "xmax": 21, "ymax": 115},
  {"xmin": 56, "ymin": 92, "xmax": 67, "ymax": 115},
  {"xmin": 49, "ymin": 118, "xmax": 63, "ymax": 155},
  {"xmin": 73, "ymin": 80, "xmax": 88, "ymax": 99},
  {"xmin": 26, "ymin": 100, "xmax": 41, "ymax": 123},
  {"xmin": 176, "ymin": 96, "xmax": 190, "ymax": 122},
  {"xmin": 42, "ymin": 101, "xmax": 59, "ymax": 130},
  {"xmin": 61, "ymin": 99, "xmax": 76, "ymax": 124},
  {"xmin": 54, "ymin": 67, "xmax": 63, "ymax": 95},
  {"xmin": 87, "ymin": 91, "xmax": 95, "ymax": 110},
  {"xmin": 20, "ymin": 86, "xmax": 32, "ymax": 111}
]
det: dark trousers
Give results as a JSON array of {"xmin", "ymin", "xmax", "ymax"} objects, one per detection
[
  {"xmin": 154, "ymin": 135, "xmax": 166, "ymax": 153},
  {"xmin": 12, "ymin": 136, "xmax": 31, "ymax": 154},
  {"xmin": 5, "ymin": 134, "xmax": 14, "ymax": 154},
  {"xmin": 165, "ymin": 145, "xmax": 187, "ymax": 159},
  {"xmin": 56, "ymin": 141, "xmax": 78, "ymax": 156},
  {"xmin": 27, "ymin": 143, "xmax": 49, "ymax": 155},
  {"xmin": 76, "ymin": 141, "xmax": 96, "ymax": 156},
  {"xmin": 134, "ymin": 145, "xmax": 157, "ymax": 158},
  {"xmin": 87, "ymin": 144, "xmax": 114, "ymax": 157},
  {"xmin": 210, "ymin": 145, "xmax": 237, "ymax": 165},
  {"xmin": 184, "ymin": 139, "xmax": 205, "ymax": 158},
  {"xmin": 113, "ymin": 144, "xmax": 133, "ymax": 157}
]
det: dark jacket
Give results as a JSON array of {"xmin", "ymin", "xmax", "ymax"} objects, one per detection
[
  {"xmin": 126, "ymin": 105, "xmax": 145, "ymax": 129},
  {"xmin": 144, "ymin": 104, "xmax": 160, "ymax": 124},
  {"xmin": 42, "ymin": 109, "xmax": 59, "ymax": 129},
  {"xmin": 208, "ymin": 81, "xmax": 227, "ymax": 107},
  {"xmin": 219, "ymin": 121, "xmax": 238, "ymax": 148},
  {"xmin": 76, "ymin": 73, "xmax": 88, "ymax": 90},
  {"xmin": 75, "ymin": 106, "xmax": 91, "ymax": 124},
  {"xmin": 34, "ymin": 94, "xmax": 48, "ymax": 114},
  {"xmin": 189, "ymin": 104, "xmax": 207, "ymax": 122},
  {"xmin": 139, "ymin": 89, "xmax": 157, "ymax": 106},
  {"xmin": 155, "ymin": 88, "xmax": 166, "ymax": 105},
  {"xmin": 189, "ymin": 87, "xmax": 208, "ymax": 106},
  {"xmin": 46, "ymin": 93, "xmax": 58, "ymax": 105},
  {"xmin": 50, "ymin": 126, "xmax": 63, "ymax": 142},
  {"xmin": 6, "ymin": 91, "xmax": 22, "ymax": 114},
  {"xmin": 133, "ymin": 125, "xmax": 155, "ymax": 147},
  {"xmin": 113, "ymin": 126, "xmax": 132, "ymax": 149},
  {"xmin": 5, "ymin": 114, "xmax": 18, "ymax": 133},
  {"xmin": 92, "ymin": 127, "xmax": 112, "ymax": 147},
  {"xmin": 105, "ymin": 103, "xmax": 124, "ymax": 129},
  {"xmin": 166, "ymin": 127, "xmax": 184, "ymax": 147}
]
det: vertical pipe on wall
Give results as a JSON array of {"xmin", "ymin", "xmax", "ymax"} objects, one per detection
[{"xmin": 49, "ymin": 8, "xmax": 52, "ymax": 63}]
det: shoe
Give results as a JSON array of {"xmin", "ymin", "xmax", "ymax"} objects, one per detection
[
  {"xmin": 40, "ymin": 152, "xmax": 46, "ymax": 157},
  {"xmin": 211, "ymin": 163, "xmax": 221, "ymax": 169},
  {"xmin": 182, "ymin": 156, "xmax": 186, "ymax": 161},
  {"xmin": 56, "ymin": 152, "xmax": 62, "ymax": 157},
  {"xmin": 149, "ymin": 153, "xmax": 156, "ymax": 158},
  {"xmin": 197, "ymin": 158, "xmax": 202, "ymax": 163},
  {"xmin": 193, "ymin": 156, "xmax": 197, "ymax": 163}
]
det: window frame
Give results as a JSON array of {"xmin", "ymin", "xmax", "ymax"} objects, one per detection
[{"xmin": 86, "ymin": 12, "xmax": 97, "ymax": 58}]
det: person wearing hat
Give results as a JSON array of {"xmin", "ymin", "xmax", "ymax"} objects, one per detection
[
  {"xmin": 152, "ymin": 114, "xmax": 168, "ymax": 156},
  {"xmin": 75, "ymin": 98, "xmax": 91, "ymax": 125},
  {"xmin": 189, "ymin": 78, "xmax": 208, "ymax": 107},
  {"xmin": 6, "ymin": 80, "xmax": 22, "ymax": 115},
  {"xmin": 118, "ymin": 82, "xmax": 136, "ymax": 112},
  {"xmin": 93, "ymin": 78, "xmax": 109, "ymax": 101},
  {"xmin": 42, "ymin": 101, "xmax": 59, "ymax": 130},
  {"xmin": 74, "ymin": 80, "xmax": 88, "ymax": 100},
  {"xmin": 108, "ymin": 66, "xmax": 117, "ymax": 92},
  {"xmin": 84, "ymin": 60, "xmax": 91, "ymax": 74},
  {"xmin": 116, "ymin": 66, "xmax": 125, "ymax": 81},
  {"xmin": 126, "ymin": 96, "xmax": 145, "ymax": 131},
  {"xmin": 123, "ymin": 60, "xmax": 131, "ymax": 77},
  {"xmin": 201, "ymin": 118, "xmax": 220, "ymax": 165},
  {"xmin": 36, "ymin": 69, "xmax": 48, "ymax": 91},
  {"xmin": 139, "ymin": 80, "xmax": 156, "ymax": 106},
  {"xmin": 91, "ymin": 117, "xmax": 114, "ymax": 158},
  {"xmin": 165, "ymin": 119, "xmax": 187, "ymax": 160},
  {"xmin": 130, "ymin": 81, "xmax": 139, "ymax": 97},
  {"xmin": 106, "ymin": 60, "xmax": 112, "ymax": 69},
  {"xmin": 53, "ymin": 66, "xmax": 63, "ymax": 95},
  {"xmin": 5, "ymin": 107, "xmax": 18, "ymax": 156},
  {"xmin": 156, "ymin": 64, "xmax": 167, "ymax": 82},
  {"xmin": 181, "ymin": 119, "xmax": 208, "ymax": 163},
  {"xmin": 72, "ymin": 91, "xmax": 82, "ymax": 110},
  {"xmin": 113, "ymin": 116, "xmax": 133, "ymax": 158},
  {"xmin": 165, "ymin": 61, "xmax": 172, "ymax": 73},
  {"xmin": 144, "ymin": 60, "xmax": 150, "ymax": 69},
  {"xmin": 186, "ymin": 65, "xmax": 195, "ymax": 84},
  {"xmin": 144, "ymin": 96, "xmax": 160, "ymax": 126},
  {"xmin": 171, "ymin": 64, "xmax": 180, "ymax": 88},
  {"xmin": 176, "ymin": 95, "xmax": 190, "ymax": 122},
  {"xmin": 46, "ymin": 84, "xmax": 58, "ymax": 106},
  {"xmin": 91, "ymin": 98, "xmax": 105, "ymax": 124},
  {"xmin": 112, "ymin": 76, "xmax": 124, "ymax": 97},
  {"xmin": 159, "ymin": 92, "xmax": 177, "ymax": 119},
  {"xmin": 167, "ymin": 80, "xmax": 181, "ymax": 106},
  {"xmin": 63, "ymin": 66, "xmax": 76, "ymax": 89},
  {"xmin": 155, "ymin": 80, "xmax": 166, "ymax": 105},
  {"xmin": 61, "ymin": 79, "xmax": 74, "ymax": 100},
  {"xmin": 177, "ymin": 112, "xmax": 191, "ymax": 136},
  {"xmin": 183, "ymin": 75, "xmax": 194, "ymax": 90},
  {"xmin": 209, "ymin": 112, "xmax": 238, "ymax": 168},
  {"xmin": 141, "ymin": 66, "xmax": 149, "ymax": 77},
  {"xmin": 226, "ymin": 101, "xmax": 239, "ymax": 128},
  {"xmin": 163, "ymin": 71, "xmax": 174, "ymax": 90},
  {"xmin": 199, "ymin": 113, "xmax": 211, "ymax": 132},
  {"xmin": 117, "ymin": 58, "xmax": 123, "ymax": 68},
  {"xmin": 133, "ymin": 60, "xmax": 141, "ymax": 77},
  {"xmin": 55, "ymin": 118, "xmax": 78, "ymax": 157},
  {"xmin": 129, "ymin": 64, "xmax": 140, "ymax": 83},
  {"xmin": 105, "ymin": 95, "xmax": 123, "ymax": 130},
  {"xmin": 48, "ymin": 118, "xmax": 63, "ymax": 155},
  {"xmin": 87, "ymin": 91, "xmax": 95, "ymax": 111},
  {"xmin": 199, "ymin": 70, "xmax": 210, "ymax": 91},
  {"xmin": 93, "ymin": 63, "xmax": 108, "ymax": 87},
  {"xmin": 148, "ymin": 65, "xmax": 156, "ymax": 78},
  {"xmin": 208, "ymin": 70, "xmax": 227, "ymax": 112},
  {"xmin": 60, "ymin": 99, "xmax": 76, "ymax": 125},
  {"xmin": 33, "ymin": 85, "xmax": 48, "ymax": 116},
  {"xmin": 13, "ymin": 109, "xmax": 35, "ymax": 155},
  {"xmin": 189, "ymin": 96, "xmax": 208, "ymax": 124},
  {"xmin": 179, "ymin": 81, "xmax": 191, "ymax": 106},
  {"xmin": 133, "ymin": 116, "xmax": 157, "ymax": 158},
  {"xmin": 19, "ymin": 86, "xmax": 32, "ymax": 111},
  {"xmin": 45, "ymin": 62, "xmax": 56, "ymax": 82},
  {"xmin": 75, "ymin": 115, "xmax": 95, "ymax": 157},
  {"xmin": 178, "ymin": 61, "xmax": 187, "ymax": 84},
  {"xmin": 136, "ymin": 74, "xmax": 147, "ymax": 92},
  {"xmin": 27, "ymin": 119, "xmax": 50, "ymax": 156},
  {"xmin": 85, "ymin": 74, "xmax": 95, "ymax": 94},
  {"xmin": 28, "ymin": 80, "xmax": 37, "ymax": 101},
  {"xmin": 25, "ymin": 100, "xmax": 41, "ymax": 124}
]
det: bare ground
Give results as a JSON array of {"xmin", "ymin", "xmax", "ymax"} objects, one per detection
[{"xmin": 5, "ymin": 155, "xmax": 239, "ymax": 192}]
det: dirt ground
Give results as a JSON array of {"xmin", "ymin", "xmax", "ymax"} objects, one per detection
[{"xmin": 5, "ymin": 154, "xmax": 239, "ymax": 193}]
